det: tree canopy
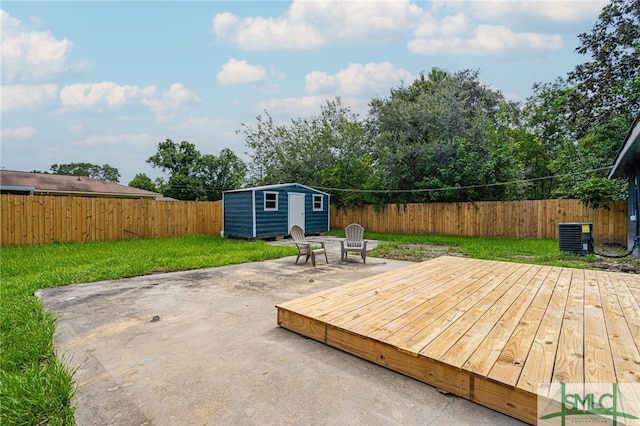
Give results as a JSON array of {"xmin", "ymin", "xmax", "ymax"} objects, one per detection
[
  {"xmin": 49, "ymin": 162, "xmax": 121, "ymax": 183},
  {"xmin": 47, "ymin": 0, "xmax": 632, "ymax": 209},
  {"xmin": 239, "ymin": 0, "xmax": 635, "ymax": 209},
  {"xmin": 367, "ymin": 68, "xmax": 522, "ymax": 203},
  {"xmin": 243, "ymin": 98, "xmax": 375, "ymax": 207},
  {"xmin": 128, "ymin": 173, "xmax": 158, "ymax": 193},
  {"xmin": 146, "ymin": 139, "xmax": 246, "ymax": 201},
  {"xmin": 567, "ymin": 0, "xmax": 640, "ymax": 137}
]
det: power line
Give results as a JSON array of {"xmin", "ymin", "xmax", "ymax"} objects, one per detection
[
  {"xmin": 149, "ymin": 165, "xmax": 614, "ymax": 194},
  {"xmin": 313, "ymin": 166, "xmax": 614, "ymax": 194}
]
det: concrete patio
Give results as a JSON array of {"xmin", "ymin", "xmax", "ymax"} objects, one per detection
[{"xmin": 37, "ymin": 238, "xmax": 526, "ymax": 425}]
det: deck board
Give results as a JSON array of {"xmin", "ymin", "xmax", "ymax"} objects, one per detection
[
  {"xmin": 517, "ymin": 267, "xmax": 573, "ymax": 396},
  {"xmin": 583, "ymin": 269, "xmax": 616, "ymax": 385},
  {"xmin": 276, "ymin": 256, "xmax": 640, "ymax": 424},
  {"xmin": 553, "ymin": 268, "xmax": 585, "ymax": 384},
  {"xmin": 487, "ymin": 267, "xmax": 557, "ymax": 388}
]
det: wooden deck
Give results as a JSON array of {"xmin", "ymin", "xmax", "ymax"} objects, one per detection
[{"xmin": 276, "ymin": 256, "xmax": 640, "ymax": 424}]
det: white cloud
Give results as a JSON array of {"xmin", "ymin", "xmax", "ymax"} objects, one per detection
[
  {"xmin": 1, "ymin": 126, "xmax": 37, "ymax": 140},
  {"xmin": 0, "ymin": 9, "xmax": 85, "ymax": 83},
  {"xmin": 0, "ymin": 84, "xmax": 58, "ymax": 111},
  {"xmin": 288, "ymin": 1, "xmax": 421, "ymax": 41},
  {"xmin": 1, "ymin": 8, "xmax": 20, "ymax": 29},
  {"xmin": 141, "ymin": 83, "xmax": 201, "ymax": 114},
  {"xmin": 212, "ymin": 12, "xmax": 238, "ymax": 36},
  {"xmin": 213, "ymin": 1, "xmax": 585, "ymax": 57},
  {"xmin": 60, "ymin": 82, "xmax": 157, "ymax": 109},
  {"xmin": 464, "ymin": 1, "xmax": 607, "ymax": 23},
  {"xmin": 409, "ymin": 24, "xmax": 563, "ymax": 55},
  {"xmin": 212, "ymin": 0, "xmax": 422, "ymax": 50},
  {"xmin": 213, "ymin": 14, "xmax": 324, "ymax": 50},
  {"xmin": 217, "ymin": 59, "xmax": 267, "ymax": 86},
  {"xmin": 439, "ymin": 13, "xmax": 470, "ymax": 36},
  {"xmin": 74, "ymin": 133, "xmax": 155, "ymax": 148},
  {"xmin": 305, "ymin": 62, "xmax": 413, "ymax": 96}
]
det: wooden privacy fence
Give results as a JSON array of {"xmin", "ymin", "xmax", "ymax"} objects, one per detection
[
  {"xmin": 1, "ymin": 195, "xmax": 628, "ymax": 246},
  {"xmin": 330, "ymin": 199, "xmax": 628, "ymax": 243},
  {"xmin": 1, "ymin": 194, "xmax": 222, "ymax": 246}
]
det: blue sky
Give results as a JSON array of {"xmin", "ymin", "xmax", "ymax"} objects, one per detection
[{"xmin": 1, "ymin": 1, "xmax": 607, "ymax": 185}]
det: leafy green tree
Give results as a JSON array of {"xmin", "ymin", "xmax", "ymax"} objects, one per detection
[
  {"xmin": 243, "ymin": 97, "xmax": 372, "ymax": 207},
  {"xmin": 561, "ymin": 0, "xmax": 638, "ymax": 208},
  {"xmin": 319, "ymin": 156, "xmax": 380, "ymax": 207},
  {"xmin": 166, "ymin": 174, "xmax": 207, "ymax": 201},
  {"xmin": 549, "ymin": 118, "xmax": 629, "ymax": 207},
  {"xmin": 522, "ymin": 79, "xmax": 576, "ymax": 198},
  {"xmin": 50, "ymin": 162, "xmax": 121, "ymax": 183},
  {"xmin": 147, "ymin": 139, "xmax": 246, "ymax": 201},
  {"xmin": 147, "ymin": 139, "xmax": 201, "ymax": 178},
  {"xmin": 523, "ymin": 0, "xmax": 637, "ymax": 208},
  {"xmin": 368, "ymin": 68, "xmax": 520, "ymax": 203},
  {"xmin": 571, "ymin": 177, "xmax": 628, "ymax": 209},
  {"xmin": 525, "ymin": 83, "xmax": 629, "ymax": 208},
  {"xmin": 128, "ymin": 173, "xmax": 158, "ymax": 192},
  {"xmin": 147, "ymin": 139, "xmax": 204, "ymax": 200},
  {"xmin": 199, "ymin": 148, "xmax": 247, "ymax": 201},
  {"xmin": 567, "ymin": 0, "xmax": 640, "ymax": 137}
]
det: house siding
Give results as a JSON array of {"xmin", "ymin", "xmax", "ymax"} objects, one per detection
[
  {"xmin": 608, "ymin": 113, "xmax": 640, "ymax": 259},
  {"xmin": 629, "ymin": 169, "xmax": 639, "ymax": 258},
  {"xmin": 305, "ymin": 192, "xmax": 329, "ymax": 233},
  {"xmin": 255, "ymin": 190, "xmax": 288, "ymax": 237},
  {"xmin": 223, "ymin": 191, "xmax": 254, "ymax": 238}
]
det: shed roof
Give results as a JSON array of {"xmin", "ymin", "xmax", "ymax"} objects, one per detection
[
  {"xmin": 609, "ymin": 113, "xmax": 640, "ymax": 179},
  {"xmin": 223, "ymin": 183, "xmax": 329, "ymax": 196},
  {"xmin": 0, "ymin": 170, "xmax": 162, "ymax": 199}
]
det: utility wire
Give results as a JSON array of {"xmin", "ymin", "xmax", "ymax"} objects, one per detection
[
  {"xmin": 313, "ymin": 166, "xmax": 614, "ymax": 194},
  {"xmin": 151, "ymin": 166, "xmax": 614, "ymax": 193}
]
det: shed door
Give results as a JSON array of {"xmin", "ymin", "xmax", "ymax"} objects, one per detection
[{"xmin": 288, "ymin": 193, "xmax": 305, "ymax": 233}]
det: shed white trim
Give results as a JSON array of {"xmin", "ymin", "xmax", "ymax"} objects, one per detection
[{"xmin": 223, "ymin": 183, "xmax": 329, "ymax": 196}]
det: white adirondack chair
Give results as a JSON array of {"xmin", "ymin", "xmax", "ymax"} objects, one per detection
[
  {"xmin": 340, "ymin": 223, "xmax": 368, "ymax": 263},
  {"xmin": 290, "ymin": 225, "xmax": 328, "ymax": 267}
]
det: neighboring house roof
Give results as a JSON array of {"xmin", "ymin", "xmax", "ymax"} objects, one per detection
[
  {"xmin": 0, "ymin": 170, "xmax": 162, "ymax": 199},
  {"xmin": 223, "ymin": 183, "xmax": 330, "ymax": 196},
  {"xmin": 609, "ymin": 113, "xmax": 640, "ymax": 179}
]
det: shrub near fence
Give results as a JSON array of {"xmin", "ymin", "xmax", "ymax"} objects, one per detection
[
  {"xmin": 330, "ymin": 199, "xmax": 628, "ymax": 244},
  {"xmin": 1, "ymin": 194, "xmax": 222, "ymax": 246}
]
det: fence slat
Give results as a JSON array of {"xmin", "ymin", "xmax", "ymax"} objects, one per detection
[
  {"xmin": 0, "ymin": 195, "xmax": 224, "ymax": 246},
  {"xmin": 0, "ymin": 195, "xmax": 628, "ymax": 246},
  {"xmin": 330, "ymin": 200, "xmax": 628, "ymax": 244}
]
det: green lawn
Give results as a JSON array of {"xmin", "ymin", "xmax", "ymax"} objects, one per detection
[
  {"xmin": 327, "ymin": 230, "xmax": 639, "ymax": 269},
  {"xmin": 2, "ymin": 232, "xmax": 637, "ymax": 424},
  {"xmin": 0, "ymin": 235, "xmax": 297, "ymax": 425}
]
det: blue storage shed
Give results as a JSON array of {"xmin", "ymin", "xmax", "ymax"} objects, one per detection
[{"xmin": 222, "ymin": 183, "xmax": 330, "ymax": 239}]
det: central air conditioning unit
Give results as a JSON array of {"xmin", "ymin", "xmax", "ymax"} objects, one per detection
[{"xmin": 558, "ymin": 222, "xmax": 594, "ymax": 255}]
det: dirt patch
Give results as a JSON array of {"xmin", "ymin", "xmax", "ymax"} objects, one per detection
[
  {"xmin": 595, "ymin": 262, "xmax": 640, "ymax": 273},
  {"xmin": 588, "ymin": 244, "xmax": 640, "ymax": 273},
  {"xmin": 373, "ymin": 243, "xmax": 463, "ymax": 262}
]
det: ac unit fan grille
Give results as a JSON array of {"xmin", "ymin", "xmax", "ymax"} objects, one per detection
[{"xmin": 558, "ymin": 223, "xmax": 594, "ymax": 255}]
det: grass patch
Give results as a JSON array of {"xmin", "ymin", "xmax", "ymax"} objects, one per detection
[
  {"xmin": 326, "ymin": 230, "xmax": 639, "ymax": 270},
  {"xmin": 3, "ymin": 232, "xmax": 637, "ymax": 423},
  {"xmin": 1, "ymin": 235, "xmax": 296, "ymax": 425}
]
